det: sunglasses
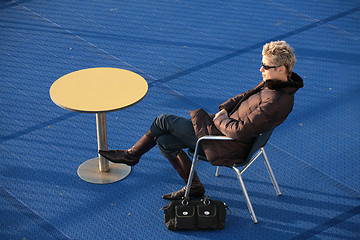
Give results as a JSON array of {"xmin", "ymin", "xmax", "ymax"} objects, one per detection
[{"xmin": 261, "ymin": 62, "xmax": 281, "ymax": 70}]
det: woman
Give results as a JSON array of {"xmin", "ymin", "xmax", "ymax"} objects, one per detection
[{"xmin": 99, "ymin": 40, "xmax": 304, "ymax": 200}]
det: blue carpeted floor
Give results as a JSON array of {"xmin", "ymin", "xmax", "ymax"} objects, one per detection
[{"xmin": 1, "ymin": 0, "xmax": 359, "ymax": 239}]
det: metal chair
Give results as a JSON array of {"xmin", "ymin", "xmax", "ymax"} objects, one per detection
[{"xmin": 184, "ymin": 128, "xmax": 281, "ymax": 223}]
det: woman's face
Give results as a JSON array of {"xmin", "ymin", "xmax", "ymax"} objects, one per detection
[{"xmin": 260, "ymin": 55, "xmax": 287, "ymax": 81}]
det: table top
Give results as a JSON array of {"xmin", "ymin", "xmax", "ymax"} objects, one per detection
[{"xmin": 50, "ymin": 68, "xmax": 148, "ymax": 113}]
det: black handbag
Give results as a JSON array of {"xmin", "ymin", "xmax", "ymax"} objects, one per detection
[{"xmin": 162, "ymin": 196, "xmax": 230, "ymax": 231}]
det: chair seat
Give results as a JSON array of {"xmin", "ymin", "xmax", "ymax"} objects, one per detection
[
  {"xmin": 187, "ymin": 148, "xmax": 248, "ymax": 167},
  {"xmin": 187, "ymin": 148, "xmax": 208, "ymax": 161}
]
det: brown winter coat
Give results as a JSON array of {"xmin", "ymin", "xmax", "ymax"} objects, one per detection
[{"xmin": 190, "ymin": 72, "xmax": 303, "ymax": 166}]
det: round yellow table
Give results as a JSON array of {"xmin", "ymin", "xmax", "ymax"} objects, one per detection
[{"xmin": 50, "ymin": 68, "xmax": 148, "ymax": 184}]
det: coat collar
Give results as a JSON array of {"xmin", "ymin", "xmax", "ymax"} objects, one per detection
[{"xmin": 264, "ymin": 72, "xmax": 304, "ymax": 93}]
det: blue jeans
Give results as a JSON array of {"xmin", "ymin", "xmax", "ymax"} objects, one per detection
[{"xmin": 149, "ymin": 114, "xmax": 203, "ymax": 159}]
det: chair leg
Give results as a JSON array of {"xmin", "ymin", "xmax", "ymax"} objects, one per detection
[
  {"xmin": 261, "ymin": 148, "xmax": 281, "ymax": 196},
  {"xmin": 232, "ymin": 166, "xmax": 258, "ymax": 224},
  {"xmin": 184, "ymin": 156, "xmax": 200, "ymax": 198},
  {"xmin": 215, "ymin": 166, "xmax": 220, "ymax": 177}
]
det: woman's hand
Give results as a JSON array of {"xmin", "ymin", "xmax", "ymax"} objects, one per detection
[{"xmin": 213, "ymin": 109, "xmax": 228, "ymax": 121}]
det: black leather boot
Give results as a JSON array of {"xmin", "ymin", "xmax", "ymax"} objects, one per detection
[
  {"xmin": 99, "ymin": 130, "xmax": 156, "ymax": 166},
  {"xmin": 162, "ymin": 150, "xmax": 205, "ymax": 200}
]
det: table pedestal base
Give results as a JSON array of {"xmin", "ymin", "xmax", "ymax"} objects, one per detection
[{"xmin": 77, "ymin": 157, "xmax": 131, "ymax": 184}]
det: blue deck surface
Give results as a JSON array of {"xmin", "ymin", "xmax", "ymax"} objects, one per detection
[{"xmin": 1, "ymin": 0, "xmax": 359, "ymax": 239}]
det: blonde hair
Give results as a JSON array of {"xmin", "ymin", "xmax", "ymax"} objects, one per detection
[{"xmin": 262, "ymin": 41, "xmax": 296, "ymax": 77}]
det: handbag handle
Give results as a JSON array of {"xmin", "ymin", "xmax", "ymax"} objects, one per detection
[
  {"xmin": 181, "ymin": 197, "xmax": 190, "ymax": 205},
  {"xmin": 202, "ymin": 196, "xmax": 211, "ymax": 205}
]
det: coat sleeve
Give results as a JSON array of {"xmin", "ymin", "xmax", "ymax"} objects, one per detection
[
  {"xmin": 218, "ymin": 92, "xmax": 246, "ymax": 112},
  {"xmin": 218, "ymin": 81, "xmax": 264, "ymax": 112},
  {"xmin": 213, "ymin": 98, "xmax": 279, "ymax": 141}
]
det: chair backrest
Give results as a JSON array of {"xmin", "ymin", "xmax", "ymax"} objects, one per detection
[{"xmin": 243, "ymin": 128, "xmax": 274, "ymax": 164}]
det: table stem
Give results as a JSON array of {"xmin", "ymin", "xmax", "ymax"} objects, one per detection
[{"xmin": 96, "ymin": 113, "xmax": 109, "ymax": 172}]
